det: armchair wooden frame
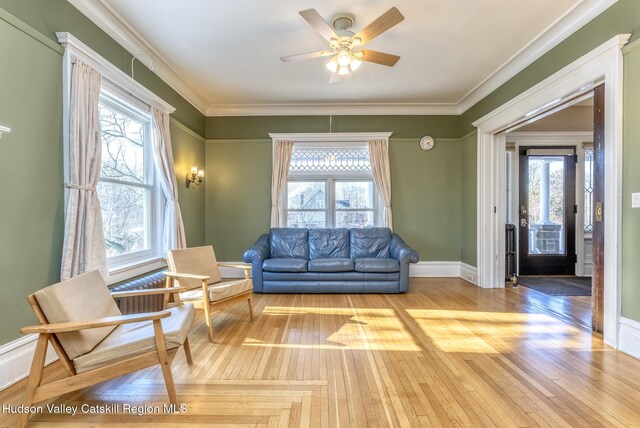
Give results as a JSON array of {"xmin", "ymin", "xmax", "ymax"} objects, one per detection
[
  {"xmin": 17, "ymin": 287, "xmax": 192, "ymax": 428},
  {"xmin": 164, "ymin": 263, "xmax": 254, "ymax": 343}
]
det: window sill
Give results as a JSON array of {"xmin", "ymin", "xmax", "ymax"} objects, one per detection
[{"xmin": 107, "ymin": 257, "xmax": 167, "ymax": 286}]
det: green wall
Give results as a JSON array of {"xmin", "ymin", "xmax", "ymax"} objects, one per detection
[
  {"xmin": 460, "ymin": 131, "xmax": 477, "ymax": 266},
  {"xmin": 621, "ymin": 40, "xmax": 640, "ymax": 322},
  {"xmin": 205, "ymin": 116, "xmax": 462, "ymax": 261},
  {"xmin": 0, "ymin": 6, "xmax": 206, "ymax": 345}
]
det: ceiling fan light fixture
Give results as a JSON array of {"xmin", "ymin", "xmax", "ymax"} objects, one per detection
[
  {"xmin": 350, "ymin": 57, "xmax": 362, "ymax": 71},
  {"xmin": 326, "ymin": 57, "xmax": 338, "ymax": 73},
  {"xmin": 337, "ymin": 52, "xmax": 351, "ymax": 67},
  {"xmin": 338, "ymin": 65, "xmax": 350, "ymax": 75}
]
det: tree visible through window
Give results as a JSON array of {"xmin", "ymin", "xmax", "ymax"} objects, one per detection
[{"xmin": 97, "ymin": 97, "xmax": 153, "ymax": 258}]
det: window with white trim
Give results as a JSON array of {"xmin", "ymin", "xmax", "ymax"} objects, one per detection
[
  {"xmin": 284, "ymin": 144, "xmax": 381, "ymax": 228},
  {"xmin": 97, "ymin": 88, "xmax": 162, "ymax": 268}
]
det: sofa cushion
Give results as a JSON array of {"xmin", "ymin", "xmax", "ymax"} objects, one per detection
[
  {"xmin": 73, "ymin": 304, "xmax": 195, "ymax": 374},
  {"xmin": 34, "ymin": 270, "xmax": 122, "ymax": 360},
  {"xmin": 308, "ymin": 228, "xmax": 350, "ymax": 259},
  {"xmin": 270, "ymin": 228, "xmax": 309, "ymax": 259},
  {"xmin": 180, "ymin": 278, "xmax": 253, "ymax": 303},
  {"xmin": 308, "ymin": 258, "xmax": 354, "ymax": 272},
  {"xmin": 350, "ymin": 228, "xmax": 392, "ymax": 259},
  {"xmin": 262, "ymin": 258, "xmax": 308, "ymax": 272},
  {"xmin": 354, "ymin": 258, "xmax": 400, "ymax": 273}
]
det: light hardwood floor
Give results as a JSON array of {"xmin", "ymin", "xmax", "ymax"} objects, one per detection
[{"xmin": 2, "ymin": 278, "xmax": 640, "ymax": 427}]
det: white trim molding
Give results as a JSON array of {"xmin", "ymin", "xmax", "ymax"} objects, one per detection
[
  {"xmin": 57, "ymin": 32, "xmax": 175, "ymax": 114},
  {"xmin": 0, "ymin": 125, "xmax": 10, "ymax": 138},
  {"xmin": 66, "ymin": 0, "xmax": 208, "ymax": 114},
  {"xmin": 269, "ymin": 132, "xmax": 392, "ymax": 143},
  {"xmin": 619, "ymin": 318, "xmax": 640, "ymax": 360},
  {"xmin": 474, "ymin": 34, "xmax": 630, "ymax": 348},
  {"xmin": 67, "ymin": 0, "xmax": 617, "ymax": 116},
  {"xmin": 219, "ymin": 261, "xmax": 478, "ymax": 285},
  {"xmin": 0, "ymin": 335, "xmax": 57, "ymax": 392}
]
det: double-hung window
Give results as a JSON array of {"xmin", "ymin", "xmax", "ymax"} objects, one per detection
[
  {"xmin": 97, "ymin": 87, "xmax": 161, "ymax": 269},
  {"xmin": 284, "ymin": 143, "xmax": 381, "ymax": 228}
]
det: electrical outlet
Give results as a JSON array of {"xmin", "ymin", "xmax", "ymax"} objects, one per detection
[{"xmin": 632, "ymin": 193, "xmax": 640, "ymax": 209}]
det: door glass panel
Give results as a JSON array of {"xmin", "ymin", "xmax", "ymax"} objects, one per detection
[{"xmin": 527, "ymin": 156, "xmax": 565, "ymax": 255}]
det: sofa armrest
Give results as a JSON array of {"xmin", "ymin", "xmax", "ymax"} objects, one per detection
[
  {"xmin": 243, "ymin": 234, "xmax": 269, "ymax": 293},
  {"xmin": 390, "ymin": 234, "xmax": 419, "ymax": 263},
  {"xmin": 243, "ymin": 234, "xmax": 270, "ymax": 263}
]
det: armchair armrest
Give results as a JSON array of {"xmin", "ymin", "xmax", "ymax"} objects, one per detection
[
  {"xmin": 163, "ymin": 271, "xmax": 209, "ymax": 281},
  {"xmin": 111, "ymin": 287, "xmax": 188, "ymax": 298},
  {"xmin": 218, "ymin": 263, "xmax": 251, "ymax": 271},
  {"xmin": 21, "ymin": 310, "xmax": 171, "ymax": 334}
]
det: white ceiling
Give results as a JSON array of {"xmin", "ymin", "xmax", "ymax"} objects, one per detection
[{"xmin": 79, "ymin": 0, "xmax": 605, "ymax": 114}]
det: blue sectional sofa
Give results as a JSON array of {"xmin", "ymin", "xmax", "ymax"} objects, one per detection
[{"xmin": 243, "ymin": 227, "xmax": 419, "ymax": 293}]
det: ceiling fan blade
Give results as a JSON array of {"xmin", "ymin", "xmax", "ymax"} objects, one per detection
[
  {"xmin": 299, "ymin": 9, "xmax": 339, "ymax": 42},
  {"xmin": 329, "ymin": 72, "xmax": 342, "ymax": 84},
  {"xmin": 280, "ymin": 51, "xmax": 332, "ymax": 63},
  {"xmin": 359, "ymin": 49, "xmax": 401, "ymax": 67},
  {"xmin": 354, "ymin": 7, "xmax": 404, "ymax": 45}
]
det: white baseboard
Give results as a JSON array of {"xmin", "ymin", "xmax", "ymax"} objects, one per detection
[
  {"xmin": 221, "ymin": 261, "xmax": 479, "ymax": 284},
  {"xmin": 619, "ymin": 317, "xmax": 640, "ymax": 360},
  {"xmin": 0, "ymin": 334, "xmax": 58, "ymax": 392}
]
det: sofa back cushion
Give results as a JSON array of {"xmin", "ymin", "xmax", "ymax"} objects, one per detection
[
  {"xmin": 350, "ymin": 227, "xmax": 392, "ymax": 259},
  {"xmin": 308, "ymin": 228, "xmax": 350, "ymax": 259},
  {"xmin": 270, "ymin": 228, "xmax": 309, "ymax": 259},
  {"xmin": 33, "ymin": 270, "xmax": 122, "ymax": 360}
]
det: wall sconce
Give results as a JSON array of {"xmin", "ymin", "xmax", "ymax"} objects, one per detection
[
  {"xmin": 186, "ymin": 166, "xmax": 204, "ymax": 189},
  {"xmin": 0, "ymin": 126, "xmax": 10, "ymax": 139}
]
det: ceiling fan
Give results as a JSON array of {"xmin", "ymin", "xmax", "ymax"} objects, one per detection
[{"xmin": 280, "ymin": 7, "xmax": 404, "ymax": 82}]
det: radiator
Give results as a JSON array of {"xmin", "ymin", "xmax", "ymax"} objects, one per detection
[{"xmin": 109, "ymin": 272, "xmax": 166, "ymax": 314}]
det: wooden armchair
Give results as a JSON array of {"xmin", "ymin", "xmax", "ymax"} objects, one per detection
[
  {"xmin": 18, "ymin": 270, "xmax": 195, "ymax": 428},
  {"xmin": 166, "ymin": 246, "xmax": 254, "ymax": 343}
]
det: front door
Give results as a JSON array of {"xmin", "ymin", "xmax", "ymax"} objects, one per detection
[{"xmin": 519, "ymin": 147, "xmax": 577, "ymax": 275}]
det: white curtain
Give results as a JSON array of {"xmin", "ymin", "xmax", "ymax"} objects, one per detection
[
  {"xmin": 369, "ymin": 139, "xmax": 393, "ymax": 230},
  {"xmin": 61, "ymin": 60, "xmax": 107, "ymax": 280},
  {"xmin": 152, "ymin": 108, "xmax": 187, "ymax": 254},
  {"xmin": 270, "ymin": 140, "xmax": 294, "ymax": 227}
]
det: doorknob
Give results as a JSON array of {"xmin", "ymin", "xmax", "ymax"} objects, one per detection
[
  {"xmin": 595, "ymin": 202, "xmax": 603, "ymax": 222},
  {"xmin": 520, "ymin": 205, "xmax": 528, "ymax": 216}
]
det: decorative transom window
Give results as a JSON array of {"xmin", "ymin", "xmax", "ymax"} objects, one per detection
[
  {"xmin": 584, "ymin": 145, "xmax": 594, "ymax": 232},
  {"xmin": 290, "ymin": 147, "xmax": 371, "ymax": 173},
  {"xmin": 283, "ymin": 143, "xmax": 381, "ymax": 229}
]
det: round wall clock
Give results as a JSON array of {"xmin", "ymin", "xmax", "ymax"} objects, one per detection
[{"xmin": 419, "ymin": 136, "xmax": 435, "ymax": 151}]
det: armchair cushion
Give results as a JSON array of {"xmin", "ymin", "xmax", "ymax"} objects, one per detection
[
  {"xmin": 179, "ymin": 279, "xmax": 253, "ymax": 303},
  {"xmin": 270, "ymin": 228, "xmax": 309, "ymax": 259},
  {"xmin": 73, "ymin": 304, "xmax": 195, "ymax": 373},
  {"xmin": 354, "ymin": 258, "xmax": 400, "ymax": 273},
  {"xmin": 33, "ymin": 270, "xmax": 122, "ymax": 360},
  {"xmin": 167, "ymin": 246, "xmax": 222, "ymax": 288},
  {"xmin": 262, "ymin": 258, "xmax": 308, "ymax": 273},
  {"xmin": 350, "ymin": 228, "xmax": 392, "ymax": 259},
  {"xmin": 308, "ymin": 228, "xmax": 350, "ymax": 259}
]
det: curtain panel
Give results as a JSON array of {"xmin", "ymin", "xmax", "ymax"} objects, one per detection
[
  {"xmin": 270, "ymin": 140, "xmax": 294, "ymax": 227},
  {"xmin": 152, "ymin": 108, "xmax": 187, "ymax": 254},
  {"xmin": 60, "ymin": 60, "xmax": 107, "ymax": 280},
  {"xmin": 369, "ymin": 139, "xmax": 393, "ymax": 230}
]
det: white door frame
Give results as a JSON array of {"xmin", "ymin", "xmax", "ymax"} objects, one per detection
[{"xmin": 473, "ymin": 34, "xmax": 630, "ymax": 348}]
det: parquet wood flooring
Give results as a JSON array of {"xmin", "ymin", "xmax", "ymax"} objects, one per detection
[{"xmin": 2, "ymin": 278, "xmax": 639, "ymax": 427}]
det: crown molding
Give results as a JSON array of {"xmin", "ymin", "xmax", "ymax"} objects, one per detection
[
  {"xmin": 506, "ymin": 131, "xmax": 594, "ymax": 143},
  {"xmin": 66, "ymin": 0, "xmax": 208, "ymax": 114},
  {"xmin": 269, "ymin": 132, "xmax": 392, "ymax": 142},
  {"xmin": 68, "ymin": 0, "xmax": 618, "ymax": 117},
  {"xmin": 206, "ymin": 103, "xmax": 458, "ymax": 116},
  {"xmin": 456, "ymin": 0, "xmax": 619, "ymax": 114}
]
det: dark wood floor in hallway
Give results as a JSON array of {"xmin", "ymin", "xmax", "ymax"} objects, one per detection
[{"xmin": 2, "ymin": 278, "xmax": 640, "ymax": 427}]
